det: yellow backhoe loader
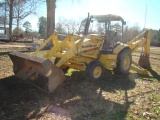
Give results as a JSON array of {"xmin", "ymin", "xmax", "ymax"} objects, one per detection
[{"xmin": 9, "ymin": 14, "xmax": 151, "ymax": 93}]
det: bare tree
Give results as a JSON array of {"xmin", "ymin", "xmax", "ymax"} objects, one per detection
[
  {"xmin": 55, "ymin": 17, "xmax": 85, "ymax": 35},
  {"xmin": 13, "ymin": 0, "xmax": 37, "ymax": 34},
  {"xmin": 55, "ymin": 17, "xmax": 66, "ymax": 34},
  {"xmin": 0, "ymin": 0, "xmax": 40, "ymax": 41},
  {"xmin": 68, "ymin": 19, "xmax": 82, "ymax": 34},
  {"xmin": 124, "ymin": 25, "xmax": 141, "ymax": 43},
  {"xmin": 0, "ymin": 0, "xmax": 8, "ymax": 27},
  {"xmin": 78, "ymin": 18, "xmax": 87, "ymax": 34}
]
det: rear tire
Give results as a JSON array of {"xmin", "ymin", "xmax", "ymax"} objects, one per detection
[
  {"xmin": 86, "ymin": 60, "xmax": 104, "ymax": 81},
  {"xmin": 114, "ymin": 48, "xmax": 132, "ymax": 75}
]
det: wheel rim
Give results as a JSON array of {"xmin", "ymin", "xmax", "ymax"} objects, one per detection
[
  {"xmin": 93, "ymin": 66, "xmax": 102, "ymax": 79},
  {"xmin": 123, "ymin": 56, "xmax": 130, "ymax": 70}
]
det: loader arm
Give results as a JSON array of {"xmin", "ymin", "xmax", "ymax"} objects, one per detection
[
  {"xmin": 33, "ymin": 34, "xmax": 59, "ymax": 56},
  {"xmin": 43, "ymin": 35, "xmax": 80, "ymax": 60}
]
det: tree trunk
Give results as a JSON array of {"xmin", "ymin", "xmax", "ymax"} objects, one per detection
[
  {"xmin": 17, "ymin": 19, "xmax": 19, "ymax": 34},
  {"xmin": 46, "ymin": 0, "xmax": 56, "ymax": 38},
  {"xmin": 9, "ymin": 0, "xmax": 13, "ymax": 41}
]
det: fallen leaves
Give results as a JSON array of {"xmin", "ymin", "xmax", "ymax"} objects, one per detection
[{"xmin": 143, "ymin": 112, "xmax": 157, "ymax": 119}]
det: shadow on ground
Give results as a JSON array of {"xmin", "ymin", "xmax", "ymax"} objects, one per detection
[
  {"xmin": 0, "ymin": 70, "xmax": 139, "ymax": 120},
  {"xmin": 148, "ymin": 68, "xmax": 160, "ymax": 81},
  {"xmin": 136, "ymin": 68, "xmax": 160, "ymax": 81},
  {"xmin": 48, "ymin": 70, "xmax": 136, "ymax": 120}
]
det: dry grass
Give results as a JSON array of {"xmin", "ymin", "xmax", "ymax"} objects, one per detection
[{"xmin": 0, "ymin": 44, "xmax": 160, "ymax": 120}]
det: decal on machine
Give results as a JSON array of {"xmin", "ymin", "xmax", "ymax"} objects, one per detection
[{"xmin": 82, "ymin": 44, "xmax": 97, "ymax": 48}]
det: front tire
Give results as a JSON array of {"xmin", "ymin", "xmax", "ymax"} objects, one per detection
[{"xmin": 86, "ymin": 60, "xmax": 104, "ymax": 81}]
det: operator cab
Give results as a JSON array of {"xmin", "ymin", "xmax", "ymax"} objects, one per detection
[{"xmin": 82, "ymin": 14, "xmax": 126, "ymax": 53}]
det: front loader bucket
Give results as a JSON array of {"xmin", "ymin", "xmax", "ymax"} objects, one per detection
[
  {"xmin": 8, "ymin": 51, "xmax": 65, "ymax": 93},
  {"xmin": 138, "ymin": 53, "xmax": 151, "ymax": 69}
]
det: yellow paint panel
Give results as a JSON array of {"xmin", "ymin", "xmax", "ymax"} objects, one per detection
[
  {"xmin": 99, "ymin": 54, "xmax": 117, "ymax": 69},
  {"xmin": 113, "ymin": 44, "xmax": 128, "ymax": 54}
]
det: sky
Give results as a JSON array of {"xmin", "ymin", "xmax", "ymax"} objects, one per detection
[{"xmin": 25, "ymin": 0, "xmax": 160, "ymax": 31}]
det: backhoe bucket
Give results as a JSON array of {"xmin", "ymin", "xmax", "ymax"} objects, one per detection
[
  {"xmin": 8, "ymin": 51, "xmax": 65, "ymax": 93},
  {"xmin": 138, "ymin": 53, "xmax": 151, "ymax": 69}
]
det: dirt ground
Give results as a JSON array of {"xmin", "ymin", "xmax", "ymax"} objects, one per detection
[{"xmin": 0, "ymin": 41, "xmax": 160, "ymax": 120}]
